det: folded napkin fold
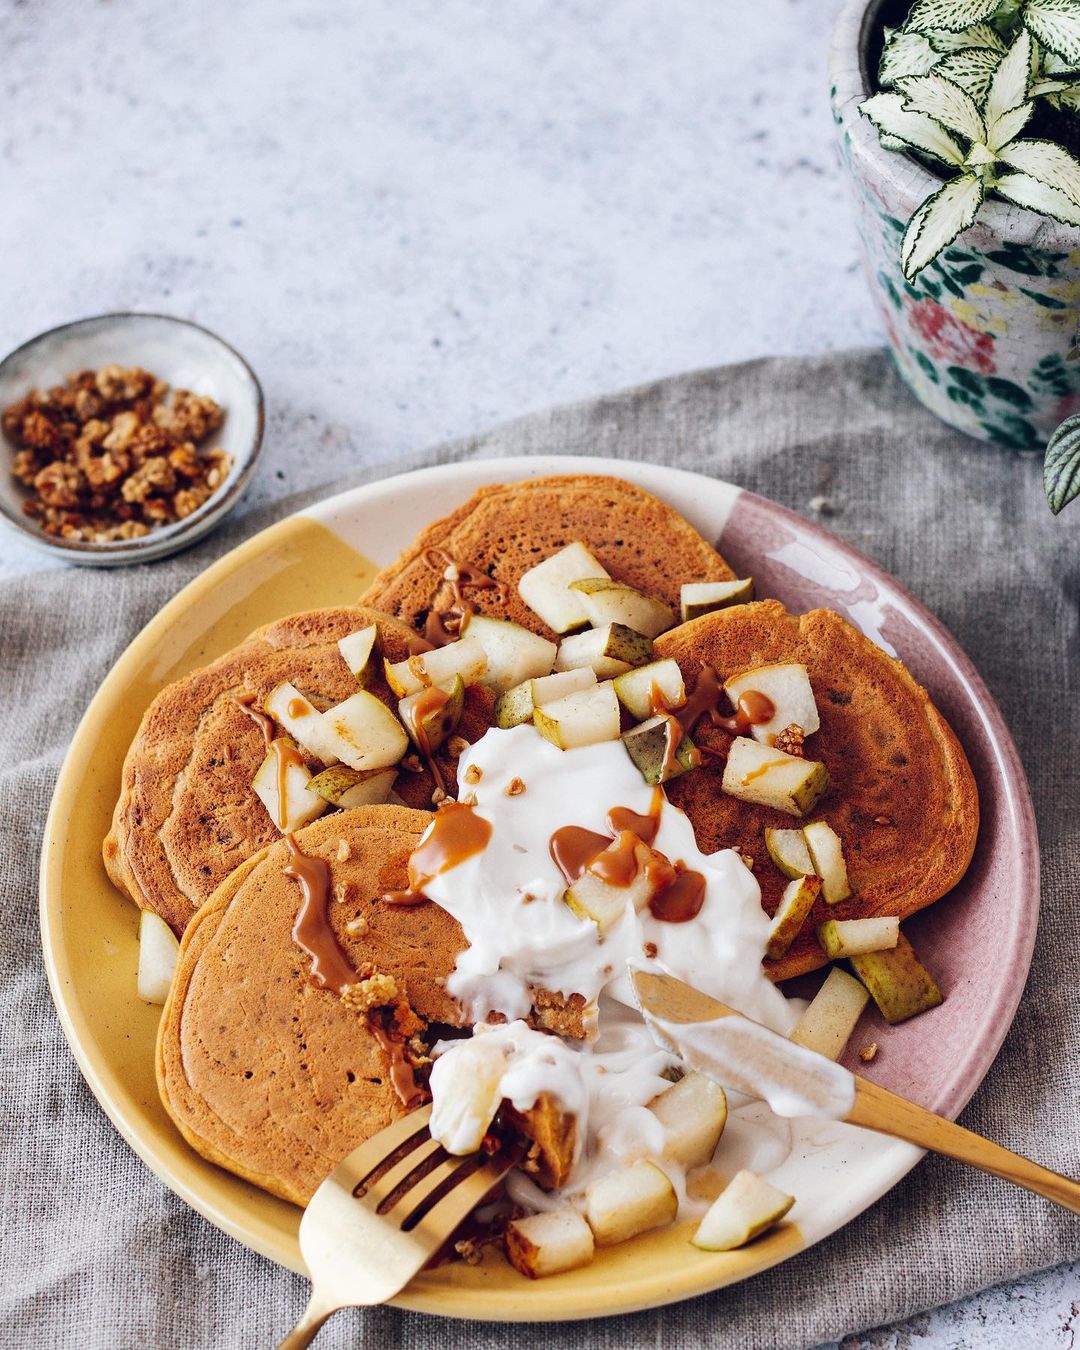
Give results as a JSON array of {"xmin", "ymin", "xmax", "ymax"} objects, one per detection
[{"xmin": 1, "ymin": 350, "xmax": 1076, "ymax": 1349}]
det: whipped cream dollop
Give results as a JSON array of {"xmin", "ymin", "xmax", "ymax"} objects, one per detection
[{"xmin": 422, "ymin": 725, "xmax": 833, "ymax": 1207}]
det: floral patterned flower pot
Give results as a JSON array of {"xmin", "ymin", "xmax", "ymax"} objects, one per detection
[{"xmin": 829, "ymin": 0, "xmax": 1080, "ymax": 450}]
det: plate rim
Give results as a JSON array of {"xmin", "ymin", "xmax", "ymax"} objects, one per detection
[{"xmin": 39, "ymin": 452, "xmax": 1039, "ymax": 1321}]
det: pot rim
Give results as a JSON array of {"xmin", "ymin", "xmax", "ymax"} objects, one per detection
[{"xmin": 829, "ymin": 0, "xmax": 1080, "ymax": 251}]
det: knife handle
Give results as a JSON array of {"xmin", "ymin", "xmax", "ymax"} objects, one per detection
[{"xmin": 847, "ymin": 1077, "xmax": 1080, "ymax": 1216}]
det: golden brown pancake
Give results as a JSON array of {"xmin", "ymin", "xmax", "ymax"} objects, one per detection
[
  {"xmin": 359, "ymin": 474, "xmax": 735, "ymax": 641},
  {"xmin": 653, "ymin": 601, "xmax": 979, "ymax": 981},
  {"xmin": 157, "ymin": 806, "xmax": 462, "ymax": 1205},
  {"xmin": 104, "ymin": 605, "xmax": 494, "ymax": 935}
]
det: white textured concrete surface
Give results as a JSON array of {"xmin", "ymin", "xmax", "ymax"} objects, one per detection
[{"xmin": 2, "ymin": 0, "xmax": 1074, "ymax": 1344}]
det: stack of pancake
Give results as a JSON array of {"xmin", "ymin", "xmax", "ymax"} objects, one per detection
[{"xmin": 104, "ymin": 474, "xmax": 977, "ymax": 1205}]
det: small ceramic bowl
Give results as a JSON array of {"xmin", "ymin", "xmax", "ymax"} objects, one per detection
[{"xmin": 0, "ymin": 312, "xmax": 264, "ymax": 565}]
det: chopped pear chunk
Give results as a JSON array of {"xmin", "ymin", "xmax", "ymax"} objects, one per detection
[
  {"xmin": 263, "ymin": 682, "xmax": 340, "ymax": 765},
  {"xmin": 721, "ymin": 738, "xmax": 828, "ymax": 817},
  {"xmin": 383, "ymin": 637, "xmax": 487, "ymax": 697},
  {"xmin": 802, "ymin": 821, "xmax": 851, "ymax": 904},
  {"xmin": 568, "ymin": 577, "xmax": 676, "ymax": 638},
  {"xmin": 766, "ymin": 874, "xmax": 822, "ymax": 960},
  {"xmin": 318, "ymin": 690, "xmax": 409, "ymax": 771},
  {"xmin": 764, "ymin": 827, "xmax": 815, "ymax": 879},
  {"xmin": 398, "ymin": 675, "xmax": 464, "ymax": 754},
  {"xmin": 622, "ymin": 715, "xmax": 699, "ymax": 785},
  {"xmin": 789, "ymin": 967, "xmax": 869, "ymax": 1060},
  {"xmin": 517, "ymin": 542, "xmax": 611, "ymax": 633},
  {"xmin": 505, "ymin": 1207, "xmax": 595, "ymax": 1279},
  {"xmin": 850, "ymin": 932, "xmax": 943, "ymax": 1024},
  {"xmin": 612, "ymin": 658, "xmax": 686, "ymax": 721},
  {"xmin": 583, "ymin": 1160, "xmax": 677, "ymax": 1246},
  {"xmin": 533, "ymin": 682, "xmax": 621, "ymax": 749},
  {"xmin": 680, "ymin": 578, "xmax": 754, "ymax": 621},
  {"xmin": 723, "ymin": 662, "xmax": 820, "ymax": 745},
  {"xmin": 307, "ymin": 764, "xmax": 397, "ymax": 808},
  {"xmin": 429, "ymin": 1037, "xmax": 507, "ymax": 1155},
  {"xmin": 649, "ymin": 1071, "xmax": 728, "ymax": 1168},
  {"xmin": 337, "ymin": 624, "xmax": 380, "ymax": 684},
  {"xmin": 554, "ymin": 623, "xmax": 653, "ymax": 679},
  {"xmin": 461, "ymin": 614, "xmax": 557, "ymax": 694},
  {"xmin": 494, "ymin": 668, "xmax": 596, "ymax": 728},
  {"xmin": 692, "ymin": 1170, "xmax": 794, "ymax": 1251},
  {"xmin": 565, "ymin": 833, "xmax": 673, "ymax": 933},
  {"xmin": 137, "ymin": 910, "xmax": 180, "ymax": 1004},
  {"xmin": 817, "ymin": 915, "xmax": 899, "ymax": 959},
  {"xmin": 251, "ymin": 742, "xmax": 328, "ymax": 832}
]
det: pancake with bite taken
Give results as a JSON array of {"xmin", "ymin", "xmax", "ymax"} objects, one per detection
[
  {"xmin": 358, "ymin": 474, "xmax": 735, "ymax": 643},
  {"xmin": 653, "ymin": 601, "xmax": 978, "ymax": 981},
  {"xmin": 158, "ymin": 805, "xmax": 583, "ymax": 1203},
  {"xmin": 104, "ymin": 605, "xmax": 494, "ymax": 936}
]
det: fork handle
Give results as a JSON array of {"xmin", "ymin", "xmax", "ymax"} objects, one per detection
[
  {"xmin": 277, "ymin": 1293, "xmax": 337, "ymax": 1350},
  {"xmin": 847, "ymin": 1077, "xmax": 1080, "ymax": 1215}
]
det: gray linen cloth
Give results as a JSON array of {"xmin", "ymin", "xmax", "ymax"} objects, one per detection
[{"xmin": 1, "ymin": 350, "xmax": 1077, "ymax": 1349}]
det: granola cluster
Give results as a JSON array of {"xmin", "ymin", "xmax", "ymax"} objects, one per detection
[{"xmin": 4, "ymin": 364, "xmax": 232, "ymax": 543}]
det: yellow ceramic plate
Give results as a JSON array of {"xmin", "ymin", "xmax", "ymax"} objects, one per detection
[{"xmin": 40, "ymin": 455, "xmax": 1037, "ymax": 1320}]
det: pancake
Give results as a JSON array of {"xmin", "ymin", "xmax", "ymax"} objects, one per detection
[
  {"xmin": 157, "ymin": 805, "xmax": 462, "ymax": 1205},
  {"xmin": 358, "ymin": 474, "xmax": 735, "ymax": 641},
  {"xmin": 104, "ymin": 604, "xmax": 494, "ymax": 935},
  {"xmin": 653, "ymin": 601, "xmax": 979, "ymax": 981}
]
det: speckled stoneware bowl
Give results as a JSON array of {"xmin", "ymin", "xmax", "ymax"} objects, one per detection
[
  {"xmin": 830, "ymin": 0, "xmax": 1080, "ymax": 450},
  {"xmin": 41, "ymin": 455, "xmax": 1038, "ymax": 1320},
  {"xmin": 0, "ymin": 312, "xmax": 264, "ymax": 564}
]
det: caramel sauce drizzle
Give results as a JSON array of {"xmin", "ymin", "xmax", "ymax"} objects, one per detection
[
  {"xmin": 284, "ymin": 834, "xmax": 357, "ymax": 994},
  {"xmin": 369, "ymin": 1018, "xmax": 426, "ymax": 1108},
  {"xmin": 648, "ymin": 682, "xmax": 701, "ymax": 782},
  {"xmin": 384, "ymin": 799, "xmax": 493, "ymax": 906},
  {"xmin": 234, "ymin": 692, "xmax": 275, "ymax": 750},
  {"xmin": 403, "ymin": 684, "xmax": 452, "ymax": 796},
  {"xmin": 422, "ymin": 546, "xmax": 507, "ymax": 647}
]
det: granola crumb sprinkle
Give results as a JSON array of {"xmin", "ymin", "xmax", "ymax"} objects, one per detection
[
  {"xmin": 345, "ymin": 914, "xmax": 369, "ymax": 937},
  {"xmin": 446, "ymin": 735, "xmax": 470, "ymax": 758},
  {"xmin": 464, "ymin": 764, "xmax": 483, "ymax": 785},
  {"xmin": 859, "ymin": 1042, "xmax": 879, "ymax": 1063},
  {"xmin": 773, "ymin": 723, "xmax": 805, "ymax": 757},
  {"xmin": 340, "ymin": 972, "xmax": 398, "ymax": 1014},
  {"xmin": 643, "ymin": 941, "xmax": 658, "ymax": 959},
  {"xmin": 505, "ymin": 777, "xmax": 525, "ymax": 797},
  {"xmin": 333, "ymin": 881, "xmax": 352, "ymax": 905},
  {"xmin": 336, "ymin": 838, "xmax": 351, "ymax": 862}
]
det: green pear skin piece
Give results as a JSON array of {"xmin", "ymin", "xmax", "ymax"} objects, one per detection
[
  {"xmin": 337, "ymin": 624, "xmax": 380, "ymax": 686},
  {"xmin": 764, "ymin": 827, "xmax": 815, "ymax": 879},
  {"xmin": 505, "ymin": 1208, "xmax": 595, "ymax": 1279},
  {"xmin": 398, "ymin": 674, "xmax": 465, "ymax": 754},
  {"xmin": 680, "ymin": 578, "xmax": 754, "ymax": 622},
  {"xmin": 802, "ymin": 821, "xmax": 851, "ymax": 904},
  {"xmin": 319, "ymin": 689, "xmax": 410, "ymax": 771},
  {"xmin": 789, "ymin": 967, "xmax": 870, "ymax": 1060},
  {"xmin": 691, "ymin": 1170, "xmax": 794, "ymax": 1251},
  {"xmin": 307, "ymin": 764, "xmax": 397, "ymax": 808},
  {"xmin": 622, "ymin": 715, "xmax": 699, "ymax": 785},
  {"xmin": 816, "ymin": 915, "xmax": 899, "ymax": 959},
  {"xmin": 765, "ymin": 874, "xmax": 822, "ymax": 960},
  {"xmin": 649, "ymin": 1071, "xmax": 727, "ymax": 1168},
  {"xmin": 251, "ymin": 741, "xmax": 328, "ymax": 833},
  {"xmin": 494, "ymin": 668, "xmax": 595, "ymax": 729},
  {"xmin": 612, "ymin": 658, "xmax": 686, "ymax": 721},
  {"xmin": 263, "ymin": 682, "xmax": 341, "ymax": 765},
  {"xmin": 460, "ymin": 613, "xmax": 558, "ymax": 694},
  {"xmin": 517, "ymin": 541, "xmax": 611, "ymax": 633},
  {"xmin": 723, "ymin": 661, "xmax": 820, "ymax": 743},
  {"xmin": 583, "ymin": 1160, "xmax": 678, "ymax": 1246},
  {"xmin": 849, "ymin": 932, "xmax": 943, "ymax": 1025},
  {"xmin": 567, "ymin": 577, "xmax": 676, "ymax": 639},
  {"xmin": 554, "ymin": 623, "xmax": 654, "ymax": 679},
  {"xmin": 383, "ymin": 637, "xmax": 488, "ymax": 697},
  {"xmin": 721, "ymin": 737, "xmax": 829, "ymax": 817}
]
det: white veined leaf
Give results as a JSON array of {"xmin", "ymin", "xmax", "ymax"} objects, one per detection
[
  {"xmin": 997, "ymin": 138, "xmax": 1080, "ymax": 206},
  {"xmin": 934, "ymin": 48, "xmax": 1001, "ymax": 101},
  {"xmin": 1025, "ymin": 0, "xmax": 1080, "ymax": 67},
  {"xmin": 966, "ymin": 141, "xmax": 998, "ymax": 165},
  {"xmin": 901, "ymin": 173, "xmax": 986, "ymax": 278},
  {"xmin": 860, "ymin": 92, "xmax": 967, "ymax": 165},
  {"xmin": 880, "ymin": 133, "xmax": 911, "ymax": 151},
  {"xmin": 898, "ymin": 72, "xmax": 985, "ymax": 140},
  {"xmin": 1052, "ymin": 83, "xmax": 1080, "ymax": 107},
  {"xmin": 880, "ymin": 28, "xmax": 941, "ymax": 85},
  {"xmin": 929, "ymin": 22, "xmax": 1006, "ymax": 53},
  {"xmin": 986, "ymin": 30, "xmax": 1034, "ymax": 126},
  {"xmin": 987, "ymin": 100, "xmax": 1034, "ymax": 151},
  {"xmin": 1031, "ymin": 76, "xmax": 1075, "ymax": 93},
  {"xmin": 906, "ymin": 0, "xmax": 1000, "ymax": 35},
  {"xmin": 1042, "ymin": 47, "xmax": 1080, "ymax": 74},
  {"xmin": 994, "ymin": 170, "xmax": 1080, "ymax": 224}
]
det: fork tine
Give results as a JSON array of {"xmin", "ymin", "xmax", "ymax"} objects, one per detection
[
  {"xmin": 362, "ymin": 1134, "xmax": 446, "ymax": 1209},
  {"xmin": 407, "ymin": 1157, "xmax": 512, "ymax": 1240},
  {"xmin": 381, "ymin": 1151, "xmax": 468, "ymax": 1219},
  {"xmin": 330, "ymin": 1104, "xmax": 433, "ymax": 1189}
]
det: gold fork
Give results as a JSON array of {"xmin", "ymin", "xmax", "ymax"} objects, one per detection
[{"xmin": 278, "ymin": 1103, "xmax": 515, "ymax": 1347}]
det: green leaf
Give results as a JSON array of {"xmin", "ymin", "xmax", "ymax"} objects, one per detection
[
  {"xmin": 929, "ymin": 22, "xmax": 1007, "ymax": 52},
  {"xmin": 898, "ymin": 72, "xmax": 986, "ymax": 139},
  {"xmin": 984, "ymin": 246, "xmax": 1043, "ymax": 272},
  {"xmin": 986, "ymin": 375, "xmax": 1033, "ymax": 407},
  {"xmin": 997, "ymin": 138, "xmax": 1080, "ymax": 206},
  {"xmin": 906, "ymin": 0, "xmax": 1000, "ymax": 34},
  {"xmin": 987, "ymin": 100, "xmax": 1034, "ymax": 151},
  {"xmin": 1044, "ymin": 412, "xmax": 1080, "ymax": 513},
  {"xmin": 1019, "ymin": 285, "xmax": 1070, "ymax": 306},
  {"xmin": 1050, "ymin": 83, "xmax": 1080, "ymax": 107},
  {"xmin": 986, "ymin": 29, "xmax": 1033, "ymax": 125},
  {"xmin": 1025, "ymin": 0, "xmax": 1080, "ymax": 66},
  {"xmin": 880, "ymin": 28, "xmax": 941, "ymax": 85},
  {"xmin": 860, "ymin": 92, "xmax": 967, "ymax": 165},
  {"xmin": 901, "ymin": 174, "xmax": 986, "ymax": 278},
  {"xmin": 935, "ymin": 48, "xmax": 1002, "ymax": 100},
  {"xmin": 994, "ymin": 170, "xmax": 1080, "ymax": 223}
]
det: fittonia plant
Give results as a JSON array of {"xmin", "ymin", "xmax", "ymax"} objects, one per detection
[{"xmin": 860, "ymin": 0, "xmax": 1080, "ymax": 280}]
